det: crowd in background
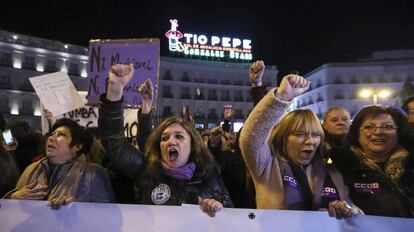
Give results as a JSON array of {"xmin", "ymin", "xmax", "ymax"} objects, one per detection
[{"xmin": 1, "ymin": 60, "xmax": 414, "ymax": 219}]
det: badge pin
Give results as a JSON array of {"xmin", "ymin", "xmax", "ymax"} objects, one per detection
[{"xmin": 151, "ymin": 183, "xmax": 171, "ymax": 205}]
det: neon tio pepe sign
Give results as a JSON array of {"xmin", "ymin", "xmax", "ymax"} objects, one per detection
[{"xmin": 165, "ymin": 19, "xmax": 252, "ymax": 61}]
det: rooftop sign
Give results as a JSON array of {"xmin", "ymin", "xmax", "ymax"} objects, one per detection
[{"xmin": 165, "ymin": 19, "xmax": 252, "ymax": 61}]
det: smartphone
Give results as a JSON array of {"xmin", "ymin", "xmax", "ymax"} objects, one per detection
[{"xmin": 2, "ymin": 129, "xmax": 14, "ymax": 145}]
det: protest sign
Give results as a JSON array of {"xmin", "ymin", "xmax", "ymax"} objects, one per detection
[
  {"xmin": 29, "ymin": 72, "xmax": 84, "ymax": 116},
  {"xmin": 86, "ymin": 38, "xmax": 160, "ymax": 107},
  {"xmin": 41, "ymin": 91, "xmax": 139, "ymax": 146}
]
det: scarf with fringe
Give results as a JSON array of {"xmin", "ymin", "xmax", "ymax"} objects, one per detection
[{"xmin": 350, "ymin": 146, "xmax": 408, "ymax": 184}]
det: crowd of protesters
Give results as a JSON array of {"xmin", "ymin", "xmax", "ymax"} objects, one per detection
[{"xmin": 1, "ymin": 60, "xmax": 414, "ymax": 219}]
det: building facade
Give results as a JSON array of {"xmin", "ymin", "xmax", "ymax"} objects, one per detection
[
  {"xmin": 0, "ymin": 30, "xmax": 279, "ymax": 131},
  {"xmin": 156, "ymin": 57, "xmax": 278, "ymax": 130},
  {"xmin": 0, "ymin": 30, "xmax": 89, "ymax": 129},
  {"xmin": 293, "ymin": 50, "xmax": 414, "ymax": 119}
]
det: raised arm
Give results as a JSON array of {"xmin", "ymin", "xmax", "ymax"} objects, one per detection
[
  {"xmin": 136, "ymin": 79, "xmax": 154, "ymax": 152},
  {"xmin": 240, "ymin": 74, "xmax": 309, "ymax": 178},
  {"xmin": 99, "ymin": 64, "xmax": 146, "ymax": 179},
  {"xmin": 249, "ymin": 60, "xmax": 268, "ymax": 106}
]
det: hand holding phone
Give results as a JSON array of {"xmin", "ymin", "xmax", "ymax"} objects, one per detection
[{"xmin": 2, "ymin": 129, "xmax": 14, "ymax": 146}]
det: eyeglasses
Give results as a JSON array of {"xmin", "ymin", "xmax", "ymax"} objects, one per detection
[{"xmin": 360, "ymin": 123, "xmax": 398, "ymax": 134}]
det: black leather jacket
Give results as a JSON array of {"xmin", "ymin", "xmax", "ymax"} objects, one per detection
[{"xmin": 98, "ymin": 96, "xmax": 233, "ymax": 207}]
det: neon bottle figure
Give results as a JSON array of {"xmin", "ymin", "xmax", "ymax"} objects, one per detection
[{"xmin": 165, "ymin": 19, "xmax": 184, "ymax": 52}]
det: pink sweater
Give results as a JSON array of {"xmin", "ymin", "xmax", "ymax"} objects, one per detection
[{"xmin": 240, "ymin": 88, "xmax": 350, "ymax": 209}]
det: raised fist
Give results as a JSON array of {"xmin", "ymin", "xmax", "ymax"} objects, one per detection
[
  {"xmin": 276, "ymin": 74, "xmax": 310, "ymax": 101},
  {"xmin": 108, "ymin": 63, "xmax": 135, "ymax": 87},
  {"xmin": 137, "ymin": 79, "xmax": 154, "ymax": 113},
  {"xmin": 249, "ymin": 60, "xmax": 265, "ymax": 86},
  {"xmin": 107, "ymin": 63, "xmax": 135, "ymax": 101}
]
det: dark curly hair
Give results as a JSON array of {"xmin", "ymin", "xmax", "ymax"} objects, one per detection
[{"xmin": 50, "ymin": 118, "xmax": 93, "ymax": 155}]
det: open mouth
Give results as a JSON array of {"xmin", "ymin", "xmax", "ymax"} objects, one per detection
[
  {"xmin": 47, "ymin": 144, "xmax": 56, "ymax": 149},
  {"xmin": 301, "ymin": 149, "xmax": 314, "ymax": 156},
  {"xmin": 371, "ymin": 139, "xmax": 386, "ymax": 144},
  {"xmin": 167, "ymin": 148, "xmax": 178, "ymax": 161}
]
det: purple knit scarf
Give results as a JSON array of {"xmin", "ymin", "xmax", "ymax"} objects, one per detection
[{"xmin": 161, "ymin": 161, "xmax": 196, "ymax": 180}]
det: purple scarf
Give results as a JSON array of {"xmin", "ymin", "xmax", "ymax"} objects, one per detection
[{"xmin": 162, "ymin": 161, "xmax": 196, "ymax": 180}]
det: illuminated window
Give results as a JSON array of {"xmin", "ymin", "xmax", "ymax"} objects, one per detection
[
  {"xmin": 195, "ymin": 88, "xmax": 204, "ymax": 100},
  {"xmin": 208, "ymin": 123, "xmax": 217, "ymax": 129},
  {"xmin": 36, "ymin": 63, "xmax": 44, "ymax": 72}
]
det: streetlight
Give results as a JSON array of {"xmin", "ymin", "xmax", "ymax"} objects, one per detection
[{"xmin": 359, "ymin": 88, "xmax": 392, "ymax": 105}]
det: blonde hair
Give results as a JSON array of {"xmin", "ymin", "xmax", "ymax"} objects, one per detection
[{"xmin": 269, "ymin": 109, "xmax": 325, "ymax": 161}]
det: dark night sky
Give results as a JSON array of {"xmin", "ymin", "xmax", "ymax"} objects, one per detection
[{"xmin": 1, "ymin": 0, "xmax": 414, "ymax": 78}]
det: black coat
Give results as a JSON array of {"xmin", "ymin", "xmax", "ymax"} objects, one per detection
[
  {"xmin": 331, "ymin": 146, "xmax": 414, "ymax": 218},
  {"xmin": 98, "ymin": 96, "xmax": 232, "ymax": 207},
  {"xmin": 139, "ymin": 168, "xmax": 232, "ymax": 206}
]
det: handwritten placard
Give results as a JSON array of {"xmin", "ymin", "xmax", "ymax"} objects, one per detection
[
  {"xmin": 29, "ymin": 72, "xmax": 85, "ymax": 116},
  {"xmin": 86, "ymin": 38, "xmax": 160, "ymax": 106},
  {"xmin": 41, "ymin": 92, "xmax": 140, "ymax": 146}
]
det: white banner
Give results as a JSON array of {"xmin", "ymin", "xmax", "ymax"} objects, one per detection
[{"xmin": 0, "ymin": 199, "xmax": 412, "ymax": 232}]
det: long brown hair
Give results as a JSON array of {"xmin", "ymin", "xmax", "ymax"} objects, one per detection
[{"xmin": 144, "ymin": 116, "xmax": 216, "ymax": 180}]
